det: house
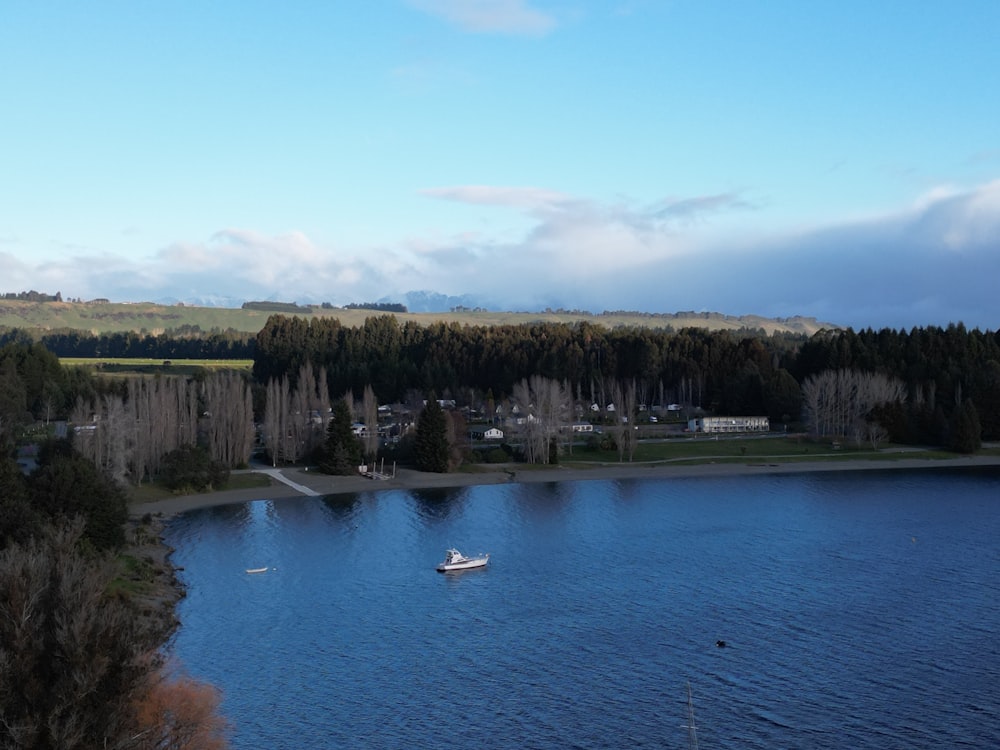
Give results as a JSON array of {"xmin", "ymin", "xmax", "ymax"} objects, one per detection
[
  {"xmin": 470, "ymin": 427, "xmax": 504, "ymax": 440},
  {"xmin": 688, "ymin": 416, "xmax": 769, "ymax": 433}
]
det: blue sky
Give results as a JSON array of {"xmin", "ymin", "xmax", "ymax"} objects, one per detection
[{"xmin": 2, "ymin": 1, "xmax": 999, "ymax": 330}]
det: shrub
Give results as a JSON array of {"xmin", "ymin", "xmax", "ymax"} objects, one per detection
[{"xmin": 160, "ymin": 445, "xmax": 229, "ymax": 492}]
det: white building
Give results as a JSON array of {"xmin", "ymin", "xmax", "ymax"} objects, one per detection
[
  {"xmin": 470, "ymin": 427, "xmax": 504, "ymax": 440},
  {"xmin": 688, "ymin": 416, "xmax": 769, "ymax": 433}
]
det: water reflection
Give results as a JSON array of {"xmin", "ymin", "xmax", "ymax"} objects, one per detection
[
  {"xmin": 511, "ymin": 480, "xmax": 574, "ymax": 520},
  {"xmin": 320, "ymin": 492, "xmax": 362, "ymax": 523},
  {"xmin": 408, "ymin": 486, "xmax": 471, "ymax": 521}
]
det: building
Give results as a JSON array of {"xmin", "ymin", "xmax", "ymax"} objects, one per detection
[
  {"xmin": 470, "ymin": 427, "xmax": 504, "ymax": 440},
  {"xmin": 688, "ymin": 416, "xmax": 769, "ymax": 433}
]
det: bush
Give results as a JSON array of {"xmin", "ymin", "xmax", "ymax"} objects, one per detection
[
  {"xmin": 160, "ymin": 445, "xmax": 229, "ymax": 492},
  {"xmin": 485, "ymin": 447, "xmax": 510, "ymax": 464}
]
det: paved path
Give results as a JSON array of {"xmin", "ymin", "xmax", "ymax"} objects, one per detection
[{"xmin": 250, "ymin": 467, "xmax": 320, "ymax": 496}]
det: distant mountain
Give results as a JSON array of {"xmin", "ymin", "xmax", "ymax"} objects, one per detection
[
  {"xmin": 383, "ymin": 291, "xmax": 488, "ymax": 313},
  {"xmin": 156, "ymin": 294, "xmax": 247, "ymax": 309}
]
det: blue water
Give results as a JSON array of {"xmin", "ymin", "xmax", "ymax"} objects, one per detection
[{"xmin": 164, "ymin": 468, "xmax": 1000, "ymax": 749}]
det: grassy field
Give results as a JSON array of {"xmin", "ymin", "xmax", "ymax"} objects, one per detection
[
  {"xmin": 62, "ymin": 357, "xmax": 253, "ymax": 373},
  {"xmin": 559, "ymin": 434, "xmax": 1000, "ymax": 467},
  {"xmin": 127, "ymin": 470, "xmax": 274, "ymax": 505},
  {"xmin": 0, "ymin": 299, "xmax": 836, "ymax": 336}
]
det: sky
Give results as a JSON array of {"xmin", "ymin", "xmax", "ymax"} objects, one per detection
[{"xmin": 2, "ymin": 1, "xmax": 1000, "ymax": 331}]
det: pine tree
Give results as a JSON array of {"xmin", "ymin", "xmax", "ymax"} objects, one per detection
[
  {"xmin": 414, "ymin": 395, "xmax": 449, "ymax": 473},
  {"xmin": 319, "ymin": 399, "xmax": 361, "ymax": 475},
  {"xmin": 948, "ymin": 399, "xmax": 982, "ymax": 454}
]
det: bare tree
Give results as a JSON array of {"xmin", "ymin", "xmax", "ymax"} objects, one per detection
[
  {"xmin": 262, "ymin": 377, "xmax": 284, "ymax": 466},
  {"xmin": 867, "ymin": 422, "xmax": 889, "ymax": 451},
  {"xmin": 203, "ymin": 372, "xmax": 255, "ymax": 468},
  {"xmin": 511, "ymin": 375, "xmax": 571, "ymax": 464},
  {"xmin": 132, "ymin": 670, "xmax": 230, "ymax": 750},
  {"xmin": 802, "ymin": 369, "xmax": 906, "ymax": 438},
  {"xmin": 0, "ymin": 522, "xmax": 147, "ymax": 749},
  {"xmin": 607, "ymin": 379, "xmax": 638, "ymax": 462}
]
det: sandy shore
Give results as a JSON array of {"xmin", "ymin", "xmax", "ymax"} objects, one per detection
[{"xmin": 130, "ymin": 453, "xmax": 1000, "ymax": 519}]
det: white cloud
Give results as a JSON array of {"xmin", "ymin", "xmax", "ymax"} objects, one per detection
[
  {"xmin": 5, "ymin": 181, "xmax": 1000, "ymax": 331},
  {"xmin": 422, "ymin": 185, "xmax": 573, "ymax": 211},
  {"xmin": 406, "ymin": 0, "xmax": 557, "ymax": 35}
]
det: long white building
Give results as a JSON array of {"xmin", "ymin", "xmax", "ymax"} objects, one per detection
[{"xmin": 688, "ymin": 416, "xmax": 770, "ymax": 433}]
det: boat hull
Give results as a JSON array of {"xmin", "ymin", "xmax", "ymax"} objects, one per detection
[{"xmin": 436, "ymin": 556, "xmax": 489, "ymax": 572}]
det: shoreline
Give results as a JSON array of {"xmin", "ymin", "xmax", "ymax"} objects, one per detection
[{"xmin": 130, "ymin": 453, "xmax": 1000, "ymax": 519}]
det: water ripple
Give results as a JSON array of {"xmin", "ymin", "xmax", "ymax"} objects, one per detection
[{"xmin": 164, "ymin": 469, "xmax": 1000, "ymax": 749}]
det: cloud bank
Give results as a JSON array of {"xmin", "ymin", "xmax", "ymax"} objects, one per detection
[{"xmin": 5, "ymin": 181, "xmax": 1000, "ymax": 331}]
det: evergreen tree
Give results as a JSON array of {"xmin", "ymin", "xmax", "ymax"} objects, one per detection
[
  {"xmin": 414, "ymin": 395, "xmax": 449, "ymax": 473},
  {"xmin": 159, "ymin": 444, "xmax": 230, "ymax": 492},
  {"xmin": 319, "ymin": 399, "xmax": 361, "ymax": 475},
  {"xmin": 28, "ymin": 444, "xmax": 128, "ymax": 551},
  {"xmin": 0, "ymin": 456, "xmax": 40, "ymax": 548},
  {"xmin": 948, "ymin": 399, "xmax": 982, "ymax": 454}
]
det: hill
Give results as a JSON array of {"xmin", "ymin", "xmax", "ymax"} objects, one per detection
[{"xmin": 0, "ymin": 299, "xmax": 837, "ymax": 337}]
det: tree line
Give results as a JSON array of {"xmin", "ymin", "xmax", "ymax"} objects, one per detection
[
  {"xmin": 0, "ymin": 327, "xmax": 255, "ymax": 360},
  {"xmin": 252, "ymin": 315, "xmax": 1000, "ymax": 445}
]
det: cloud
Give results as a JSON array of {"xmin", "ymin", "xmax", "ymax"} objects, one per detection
[
  {"xmin": 5, "ymin": 181, "xmax": 1000, "ymax": 331},
  {"xmin": 652, "ymin": 193, "xmax": 756, "ymax": 223},
  {"xmin": 406, "ymin": 0, "xmax": 557, "ymax": 35},
  {"xmin": 422, "ymin": 185, "xmax": 574, "ymax": 211},
  {"xmin": 419, "ymin": 185, "xmax": 753, "ymax": 271},
  {"xmin": 623, "ymin": 180, "xmax": 1000, "ymax": 329}
]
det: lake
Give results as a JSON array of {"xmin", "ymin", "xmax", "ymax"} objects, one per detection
[{"xmin": 164, "ymin": 467, "xmax": 1000, "ymax": 749}]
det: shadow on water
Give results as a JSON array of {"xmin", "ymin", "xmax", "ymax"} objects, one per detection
[
  {"xmin": 320, "ymin": 492, "xmax": 362, "ymax": 523},
  {"xmin": 201, "ymin": 502, "xmax": 254, "ymax": 524},
  {"xmin": 408, "ymin": 486, "xmax": 471, "ymax": 521},
  {"xmin": 511, "ymin": 480, "xmax": 573, "ymax": 520}
]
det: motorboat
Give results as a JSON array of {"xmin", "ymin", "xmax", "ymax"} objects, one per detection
[
  {"xmin": 436, "ymin": 548, "xmax": 489, "ymax": 572},
  {"xmin": 246, "ymin": 567, "xmax": 269, "ymax": 574}
]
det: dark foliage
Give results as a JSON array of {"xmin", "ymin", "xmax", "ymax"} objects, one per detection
[
  {"xmin": 948, "ymin": 400, "xmax": 982, "ymax": 454},
  {"xmin": 249, "ymin": 315, "xmax": 1000, "ymax": 450},
  {"xmin": 0, "ymin": 523, "xmax": 152, "ymax": 749},
  {"xmin": 159, "ymin": 444, "xmax": 230, "ymax": 492},
  {"xmin": 414, "ymin": 396, "xmax": 449, "ymax": 473},
  {"xmin": 0, "ymin": 327, "xmax": 255, "ymax": 362},
  {"xmin": 344, "ymin": 302, "xmax": 408, "ymax": 313},
  {"xmin": 28, "ymin": 442, "xmax": 128, "ymax": 551},
  {"xmin": 318, "ymin": 399, "xmax": 362, "ymax": 474},
  {"xmin": 0, "ymin": 456, "xmax": 40, "ymax": 548}
]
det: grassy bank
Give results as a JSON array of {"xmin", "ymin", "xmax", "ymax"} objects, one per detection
[
  {"xmin": 560, "ymin": 435, "xmax": 1000, "ymax": 468},
  {"xmin": 128, "ymin": 471, "xmax": 274, "ymax": 506}
]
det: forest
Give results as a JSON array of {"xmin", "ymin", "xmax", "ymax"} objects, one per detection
[{"xmin": 250, "ymin": 315, "xmax": 1000, "ymax": 446}]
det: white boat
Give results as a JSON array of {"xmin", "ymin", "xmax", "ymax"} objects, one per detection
[
  {"xmin": 436, "ymin": 548, "xmax": 489, "ymax": 572},
  {"xmin": 246, "ymin": 567, "xmax": 269, "ymax": 574}
]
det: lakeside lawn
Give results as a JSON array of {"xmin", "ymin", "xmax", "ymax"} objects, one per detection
[
  {"xmin": 128, "ymin": 471, "xmax": 274, "ymax": 505},
  {"xmin": 559, "ymin": 434, "xmax": 1000, "ymax": 467}
]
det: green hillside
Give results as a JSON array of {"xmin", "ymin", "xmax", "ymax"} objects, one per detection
[{"xmin": 0, "ymin": 299, "xmax": 837, "ymax": 336}]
